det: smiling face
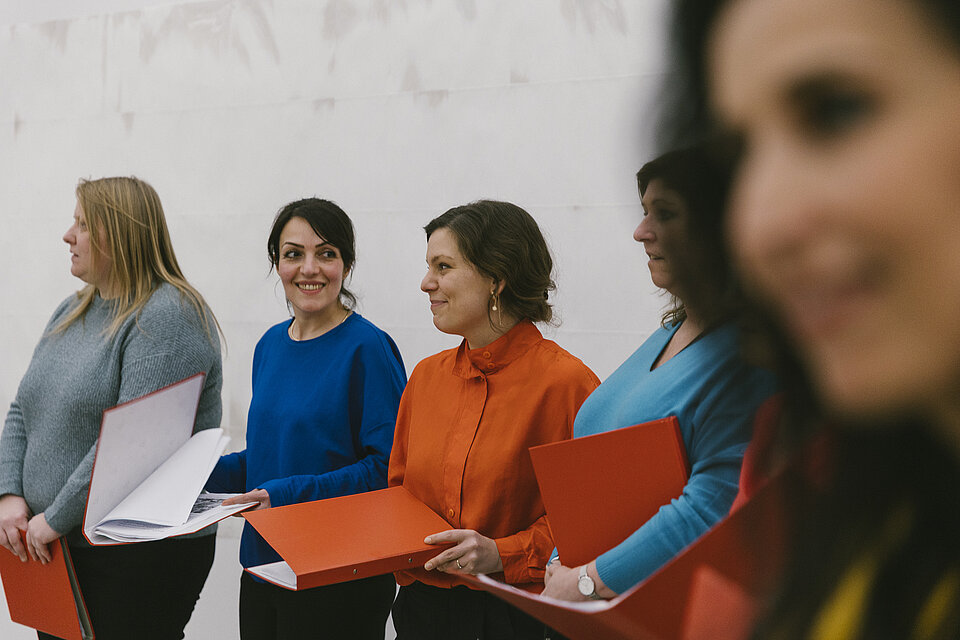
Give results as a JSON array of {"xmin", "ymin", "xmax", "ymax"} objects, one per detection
[
  {"xmin": 276, "ymin": 216, "xmax": 346, "ymax": 325},
  {"xmin": 634, "ymin": 178, "xmax": 693, "ymax": 298},
  {"xmin": 63, "ymin": 201, "xmax": 111, "ymax": 291},
  {"xmin": 421, "ymin": 227, "xmax": 499, "ymax": 348},
  {"xmin": 710, "ymin": 0, "xmax": 960, "ymax": 425}
]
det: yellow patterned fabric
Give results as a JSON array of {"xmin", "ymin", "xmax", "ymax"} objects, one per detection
[{"xmin": 808, "ymin": 506, "xmax": 956, "ymax": 640}]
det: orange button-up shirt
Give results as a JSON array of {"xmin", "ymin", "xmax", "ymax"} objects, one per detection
[{"xmin": 388, "ymin": 321, "xmax": 599, "ymax": 587}]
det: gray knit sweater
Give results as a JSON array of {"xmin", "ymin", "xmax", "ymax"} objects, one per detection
[{"xmin": 0, "ymin": 283, "xmax": 222, "ymax": 541}]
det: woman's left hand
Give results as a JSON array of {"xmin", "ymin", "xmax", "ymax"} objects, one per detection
[
  {"xmin": 222, "ymin": 489, "xmax": 270, "ymax": 513},
  {"xmin": 541, "ymin": 560, "xmax": 615, "ymax": 601},
  {"xmin": 422, "ymin": 529, "xmax": 503, "ymax": 575},
  {"xmin": 25, "ymin": 513, "xmax": 60, "ymax": 565}
]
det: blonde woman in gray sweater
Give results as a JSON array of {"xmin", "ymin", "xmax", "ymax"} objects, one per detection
[{"xmin": 0, "ymin": 176, "xmax": 222, "ymax": 640}]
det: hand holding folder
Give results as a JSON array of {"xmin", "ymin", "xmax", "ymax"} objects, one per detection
[
  {"xmin": 461, "ymin": 416, "xmax": 784, "ymax": 639},
  {"xmin": 243, "ymin": 486, "xmax": 454, "ymax": 590},
  {"xmin": 466, "ymin": 475, "xmax": 784, "ymax": 640},
  {"xmin": 0, "ymin": 494, "xmax": 31, "ymax": 562}
]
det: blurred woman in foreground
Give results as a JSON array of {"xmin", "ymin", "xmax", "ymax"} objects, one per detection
[{"xmin": 672, "ymin": 0, "xmax": 960, "ymax": 635}]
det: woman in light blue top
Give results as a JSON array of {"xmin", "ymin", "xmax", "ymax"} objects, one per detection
[{"xmin": 542, "ymin": 146, "xmax": 778, "ymax": 600}]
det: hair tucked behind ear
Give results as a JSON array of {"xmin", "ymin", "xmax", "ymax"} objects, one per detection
[{"xmin": 425, "ymin": 200, "xmax": 556, "ymax": 325}]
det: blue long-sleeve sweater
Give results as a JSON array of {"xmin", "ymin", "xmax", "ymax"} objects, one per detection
[
  {"xmin": 574, "ymin": 321, "xmax": 777, "ymax": 594},
  {"xmin": 206, "ymin": 313, "xmax": 406, "ymax": 570}
]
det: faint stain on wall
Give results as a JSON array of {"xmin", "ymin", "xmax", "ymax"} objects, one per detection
[
  {"xmin": 323, "ymin": 0, "xmax": 360, "ymax": 40},
  {"xmin": 139, "ymin": 0, "xmax": 280, "ymax": 68},
  {"xmin": 313, "ymin": 97, "xmax": 336, "ymax": 112},
  {"xmin": 37, "ymin": 20, "xmax": 71, "ymax": 53},
  {"xmin": 560, "ymin": 0, "xmax": 628, "ymax": 35}
]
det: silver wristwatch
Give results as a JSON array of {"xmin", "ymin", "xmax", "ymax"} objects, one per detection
[{"xmin": 577, "ymin": 564, "xmax": 602, "ymax": 600}]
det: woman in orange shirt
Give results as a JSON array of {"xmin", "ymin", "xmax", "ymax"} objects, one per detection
[{"xmin": 387, "ymin": 200, "xmax": 599, "ymax": 640}]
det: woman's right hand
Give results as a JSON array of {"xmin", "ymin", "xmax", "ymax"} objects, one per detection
[{"xmin": 0, "ymin": 494, "xmax": 31, "ymax": 561}]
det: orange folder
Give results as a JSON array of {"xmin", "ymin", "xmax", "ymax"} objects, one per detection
[
  {"xmin": 529, "ymin": 417, "xmax": 689, "ymax": 567},
  {"xmin": 242, "ymin": 486, "xmax": 454, "ymax": 590},
  {"xmin": 0, "ymin": 534, "xmax": 94, "ymax": 640},
  {"xmin": 466, "ymin": 472, "xmax": 785, "ymax": 640}
]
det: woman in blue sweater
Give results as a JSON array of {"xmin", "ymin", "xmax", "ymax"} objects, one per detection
[
  {"xmin": 542, "ymin": 146, "xmax": 778, "ymax": 601},
  {"xmin": 207, "ymin": 198, "xmax": 406, "ymax": 640}
]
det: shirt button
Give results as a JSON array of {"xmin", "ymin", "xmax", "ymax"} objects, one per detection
[
  {"xmin": 447, "ymin": 508, "xmax": 455, "ymax": 518},
  {"xmin": 486, "ymin": 362, "xmax": 495, "ymax": 370},
  {"xmin": 482, "ymin": 351, "xmax": 491, "ymax": 358}
]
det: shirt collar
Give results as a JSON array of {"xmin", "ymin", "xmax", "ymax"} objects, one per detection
[{"xmin": 452, "ymin": 320, "xmax": 542, "ymax": 378}]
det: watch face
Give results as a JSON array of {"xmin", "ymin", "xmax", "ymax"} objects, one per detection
[{"xmin": 577, "ymin": 575, "xmax": 594, "ymax": 597}]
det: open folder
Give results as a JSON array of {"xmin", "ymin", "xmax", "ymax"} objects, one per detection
[
  {"xmin": 529, "ymin": 416, "xmax": 689, "ymax": 567},
  {"xmin": 82, "ymin": 373, "xmax": 254, "ymax": 545},
  {"xmin": 243, "ymin": 486, "xmax": 454, "ymax": 590},
  {"xmin": 466, "ymin": 471, "xmax": 786, "ymax": 640},
  {"xmin": 0, "ymin": 534, "xmax": 94, "ymax": 640}
]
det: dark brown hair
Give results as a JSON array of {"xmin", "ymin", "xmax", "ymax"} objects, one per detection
[
  {"xmin": 636, "ymin": 145, "xmax": 735, "ymax": 328},
  {"xmin": 424, "ymin": 200, "xmax": 555, "ymax": 324},
  {"xmin": 267, "ymin": 198, "xmax": 357, "ymax": 310},
  {"xmin": 668, "ymin": 1, "xmax": 960, "ymax": 637}
]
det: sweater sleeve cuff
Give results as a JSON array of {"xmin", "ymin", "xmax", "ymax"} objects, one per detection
[
  {"xmin": 44, "ymin": 503, "xmax": 78, "ymax": 538},
  {"xmin": 259, "ymin": 479, "xmax": 288, "ymax": 509}
]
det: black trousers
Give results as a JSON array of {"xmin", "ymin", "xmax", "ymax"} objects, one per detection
[
  {"xmin": 239, "ymin": 571, "xmax": 395, "ymax": 640},
  {"xmin": 38, "ymin": 534, "xmax": 215, "ymax": 640},
  {"xmin": 392, "ymin": 581, "xmax": 546, "ymax": 640}
]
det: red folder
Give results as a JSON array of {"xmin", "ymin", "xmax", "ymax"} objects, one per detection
[
  {"xmin": 529, "ymin": 417, "xmax": 689, "ymax": 567},
  {"xmin": 466, "ymin": 472, "xmax": 785, "ymax": 640},
  {"xmin": 0, "ymin": 534, "xmax": 94, "ymax": 640},
  {"xmin": 680, "ymin": 566, "xmax": 759, "ymax": 640},
  {"xmin": 242, "ymin": 486, "xmax": 454, "ymax": 590}
]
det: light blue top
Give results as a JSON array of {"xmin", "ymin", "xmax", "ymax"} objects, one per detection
[{"xmin": 573, "ymin": 321, "xmax": 777, "ymax": 594}]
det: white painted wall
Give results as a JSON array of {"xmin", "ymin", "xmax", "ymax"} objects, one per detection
[{"xmin": 0, "ymin": 1, "xmax": 673, "ymax": 638}]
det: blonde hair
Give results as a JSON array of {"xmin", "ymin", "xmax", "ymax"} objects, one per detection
[{"xmin": 53, "ymin": 176, "xmax": 221, "ymax": 342}]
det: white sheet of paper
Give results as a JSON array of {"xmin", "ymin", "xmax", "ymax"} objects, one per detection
[
  {"xmin": 97, "ymin": 430, "xmax": 228, "ymax": 526},
  {"xmin": 246, "ymin": 561, "xmax": 298, "ymax": 590},
  {"xmin": 94, "ymin": 493, "xmax": 256, "ymax": 542},
  {"xmin": 82, "ymin": 374, "xmax": 224, "ymax": 545}
]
